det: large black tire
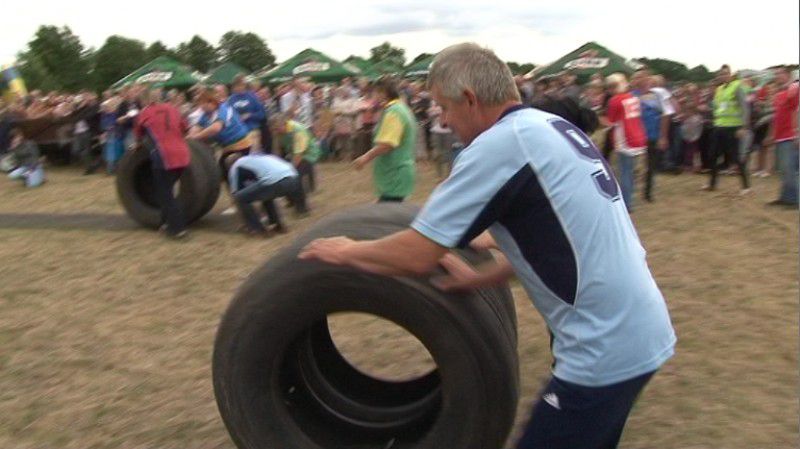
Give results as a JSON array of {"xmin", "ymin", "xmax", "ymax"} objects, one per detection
[
  {"xmin": 213, "ymin": 203, "xmax": 519, "ymax": 449},
  {"xmin": 187, "ymin": 140, "xmax": 221, "ymax": 220},
  {"xmin": 115, "ymin": 145, "xmax": 208, "ymax": 229}
]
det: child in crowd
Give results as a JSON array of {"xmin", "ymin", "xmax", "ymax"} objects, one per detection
[
  {"xmin": 427, "ymin": 100, "xmax": 456, "ymax": 179},
  {"xmin": 7, "ymin": 126, "xmax": 45, "ymax": 188},
  {"xmin": 100, "ymin": 97, "xmax": 124, "ymax": 174},
  {"xmin": 680, "ymin": 112, "xmax": 704, "ymax": 172}
]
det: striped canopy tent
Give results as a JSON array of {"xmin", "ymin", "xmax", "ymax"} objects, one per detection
[
  {"xmin": 526, "ymin": 42, "xmax": 643, "ymax": 84},
  {"xmin": 111, "ymin": 56, "xmax": 201, "ymax": 90},
  {"xmin": 204, "ymin": 62, "xmax": 249, "ymax": 85},
  {"xmin": 403, "ymin": 54, "xmax": 435, "ymax": 78},
  {"xmin": 257, "ymin": 48, "xmax": 360, "ymax": 84}
]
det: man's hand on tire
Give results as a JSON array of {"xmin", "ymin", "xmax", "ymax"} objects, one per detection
[
  {"xmin": 431, "ymin": 254, "xmax": 481, "ymax": 292},
  {"xmin": 299, "ymin": 236, "xmax": 356, "ymax": 265}
]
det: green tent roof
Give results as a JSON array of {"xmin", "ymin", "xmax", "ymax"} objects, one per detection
[
  {"xmin": 403, "ymin": 54, "xmax": 436, "ymax": 78},
  {"xmin": 343, "ymin": 56, "xmax": 402, "ymax": 79},
  {"xmin": 371, "ymin": 59, "xmax": 402, "ymax": 76},
  {"xmin": 257, "ymin": 48, "xmax": 360, "ymax": 83},
  {"xmin": 204, "ymin": 62, "xmax": 249, "ymax": 85},
  {"xmin": 530, "ymin": 42, "xmax": 643, "ymax": 81},
  {"xmin": 343, "ymin": 56, "xmax": 378, "ymax": 77},
  {"xmin": 111, "ymin": 56, "xmax": 201, "ymax": 90}
]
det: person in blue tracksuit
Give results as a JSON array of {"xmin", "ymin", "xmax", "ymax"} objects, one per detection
[{"xmin": 228, "ymin": 75, "xmax": 271, "ymax": 153}]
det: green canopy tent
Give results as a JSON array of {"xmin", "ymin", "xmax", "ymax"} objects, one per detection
[
  {"xmin": 370, "ymin": 59, "xmax": 402, "ymax": 76},
  {"xmin": 403, "ymin": 54, "xmax": 435, "ymax": 78},
  {"xmin": 257, "ymin": 48, "xmax": 360, "ymax": 84},
  {"xmin": 343, "ymin": 56, "xmax": 378, "ymax": 78},
  {"xmin": 527, "ymin": 42, "xmax": 643, "ymax": 83},
  {"xmin": 204, "ymin": 62, "xmax": 249, "ymax": 85},
  {"xmin": 110, "ymin": 56, "xmax": 201, "ymax": 90},
  {"xmin": 342, "ymin": 57, "xmax": 401, "ymax": 80}
]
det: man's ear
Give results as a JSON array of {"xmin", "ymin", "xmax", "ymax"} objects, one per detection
[{"xmin": 463, "ymin": 89, "xmax": 478, "ymax": 107}]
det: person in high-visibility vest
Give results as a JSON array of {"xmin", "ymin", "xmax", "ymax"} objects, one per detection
[{"xmin": 702, "ymin": 64, "xmax": 751, "ymax": 194}]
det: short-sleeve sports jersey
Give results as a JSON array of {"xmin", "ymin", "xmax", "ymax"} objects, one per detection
[
  {"xmin": 412, "ymin": 106, "xmax": 676, "ymax": 386},
  {"xmin": 198, "ymin": 103, "xmax": 249, "ymax": 147},
  {"xmin": 606, "ymin": 93, "xmax": 647, "ymax": 155}
]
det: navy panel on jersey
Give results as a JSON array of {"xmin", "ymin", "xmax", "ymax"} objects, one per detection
[{"xmin": 457, "ymin": 165, "xmax": 578, "ymax": 305}]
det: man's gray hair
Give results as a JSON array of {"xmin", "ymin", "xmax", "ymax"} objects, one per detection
[{"xmin": 427, "ymin": 43, "xmax": 520, "ymax": 105}]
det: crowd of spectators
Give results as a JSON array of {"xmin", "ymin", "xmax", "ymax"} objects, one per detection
[{"xmin": 1, "ymin": 63, "xmax": 797, "ymax": 210}]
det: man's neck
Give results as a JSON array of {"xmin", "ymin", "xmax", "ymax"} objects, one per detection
[{"xmin": 484, "ymin": 100, "xmax": 524, "ymax": 125}]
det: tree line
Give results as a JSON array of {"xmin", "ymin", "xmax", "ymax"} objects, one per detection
[
  {"xmin": 17, "ymin": 26, "xmax": 277, "ymax": 92},
  {"xmin": 16, "ymin": 25, "xmax": 739, "ymax": 93},
  {"xmin": 14, "ymin": 26, "xmax": 539, "ymax": 93}
]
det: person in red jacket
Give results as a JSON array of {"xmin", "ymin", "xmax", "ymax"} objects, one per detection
[
  {"xmin": 134, "ymin": 88, "xmax": 192, "ymax": 239},
  {"xmin": 767, "ymin": 66, "xmax": 799, "ymax": 208}
]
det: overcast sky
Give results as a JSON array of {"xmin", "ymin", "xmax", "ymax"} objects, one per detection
[{"xmin": 2, "ymin": 0, "xmax": 798, "ymax": 71}]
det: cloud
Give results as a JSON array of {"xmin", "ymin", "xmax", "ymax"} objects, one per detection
[
  {"xmin": 276, "ymin": 6, "xmax": 587, "ymax": 42},
  {"xmin": 1, "ymin": 0, "xmax": 796, "ymax": 71}
]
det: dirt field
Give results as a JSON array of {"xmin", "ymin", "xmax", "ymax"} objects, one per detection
[{"xmin": 0, "ymin": 160, "xmax": 797, "ymax": 449}]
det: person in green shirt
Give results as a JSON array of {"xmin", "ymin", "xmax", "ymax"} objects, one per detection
[
  {"xmin": 353, "ymin": 76, "xmax": 417, "ymax": 202},
  {"xmin": 269, "ymin": 114, "xmax": 321, "ymax": 193}
]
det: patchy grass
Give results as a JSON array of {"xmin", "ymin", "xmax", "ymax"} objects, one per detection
[{"xmin": 0, "ymin": 161, "xmax": 797, "ymax": 449}]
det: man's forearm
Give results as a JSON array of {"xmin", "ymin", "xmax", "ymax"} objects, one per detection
[
  {"xmin": 190, "ymin": 124, "xmax": 221, "ymax": 141},
  {"xmin": 361, "ymin": 143, "xmax": 394, "ymax": 164},
  {"xmin": 340, "ymin": 230, "xmax": 447, "ymax": 277},
  {"xmin": 344, "ymin": 238, "xmax": 433, "ymax": 276}
]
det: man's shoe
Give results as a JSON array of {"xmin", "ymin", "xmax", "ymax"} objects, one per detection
[
  {"xmin": 271, "ymin": 224, "xmax": 289, "ymax": 234},
  {"xmin": 294, "ymin": 210, "xmax": 310, "ymax": 219},
  {"xmin": 239, "ymin": 226, "xmax": 271, "ymax": 238},
  {"xmin": 166, "ymin": 230, "xmax": 189, "ymax": 240},
  {"xmin": 767, "ymin": 199, "xmax": 798, "ymax": 208}
]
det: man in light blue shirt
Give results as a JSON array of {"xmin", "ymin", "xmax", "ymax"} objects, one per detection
[
  {"xmin": 300, "ymin": 43, "xmax": 675, "ymax": 449},
  {"xmin": 229, "ymin": 154, "xmax": 308, "ymax": 236}
]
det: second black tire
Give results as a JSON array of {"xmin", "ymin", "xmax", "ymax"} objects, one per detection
[{"xmin": 116, "ymin": 140, "xmax": 219, "ymax": 228}]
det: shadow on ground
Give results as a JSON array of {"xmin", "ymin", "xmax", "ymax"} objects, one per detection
[{"xmin": 0, "ymin": 212, "xmax": 239, "ymax": 233}]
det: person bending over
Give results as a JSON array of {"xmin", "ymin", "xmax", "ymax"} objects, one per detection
[{"xmin": 229, "ymin": 153, "xmax": 309, "ymax": 237}]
